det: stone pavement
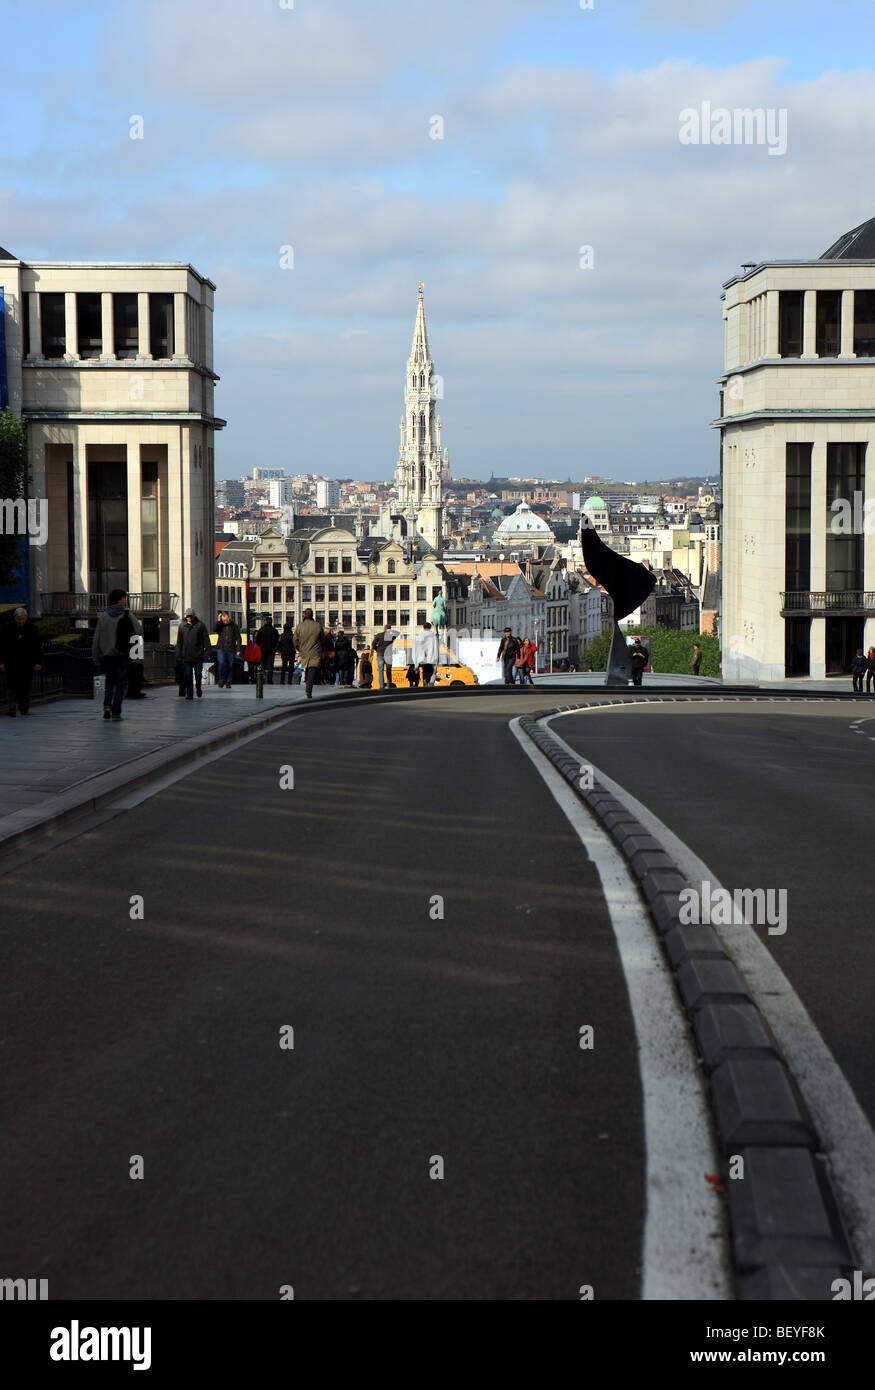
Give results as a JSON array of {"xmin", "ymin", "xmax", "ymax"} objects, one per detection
[{"xmin": 0, "ymin": 679, "xmax": 347, "ymax": 829}]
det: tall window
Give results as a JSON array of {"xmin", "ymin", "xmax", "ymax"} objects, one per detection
[
  {"xmin": 826, "ymin": 443, "xmax": 865, "ymax": 591},
  {"xmin": 77, "ymin": 293, "xmax": 102, "ymax": 358},
  {"xmin": 816, "ymin": 291, "xmax": 841, "ymax": 357},
  {"xmin": 341, "ymin": 555, "xmax": 352, "ymax": 573},
  {"xmin": 113, "ymin": 293, "xmax": 138, "ymax": 358},
  {"xmin": 328, "ymin": 556, "xmax": 339, "ymax": 574},
  {"xmin": 149, "ymin": 293, "xmax": 174, "ymax": 358},
  {"xmin": 41, "ymin": 293, "xmax": 66, "ymax": 358},
  {"xmin": 88, "ymin": 458, "xmax": 128, "ymax": 592},
  {"xmin": 853, "ymin": 291, "xmax": 875, "ymax": 357},
  {"xmin": 141, "ymin": 461, "xmax": 159, "ymax": 591},
  {"xmin": 778, "ymin": 291, "xmax": 804, "ymax": 357}
]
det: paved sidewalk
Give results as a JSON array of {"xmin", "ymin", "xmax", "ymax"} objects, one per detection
[{"xmin": 0, "ymin": 680, "xmax": 348, "ymax": 827}]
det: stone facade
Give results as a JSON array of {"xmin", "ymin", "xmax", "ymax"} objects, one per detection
[{"xmin": 0, "ymin": 250, "xmax": 223, "ymax": 639}]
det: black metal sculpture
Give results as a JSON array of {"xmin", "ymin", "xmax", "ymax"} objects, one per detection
[{"xmin": 580, "ymin": 513, "xmax": 656, "ymax": 684}]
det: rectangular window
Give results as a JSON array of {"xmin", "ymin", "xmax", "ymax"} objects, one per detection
[
  {"xmin": 41, "ymin": 293, "xmax": 66, "ymax": 358},
  {"xmin": 328, "ymin": 556, "xmax": 339, "ymax": 573},
  {"xmin": 400, "ymin": 585, "xmax": 410, "ymax": 600},
  {"xmin": 285, "ymin": 586, "xmax": 295, "ymax": 602},
  {"xmin": 342, "ymin": 555, "xmax": 352, "ymax": 573},
  {"xmin": 260, "ymin": 563, "xmax": 269, "ymax": 576},
  {"xmin": 417, "ymin": 586, "xmax": 427, "ymax": 601},
  {"xmin": 329, "ymin": 610, "xmax": 339, "ymax": 625},
  {"xmin": 329, "ymin": 584, "xmax": 339, "ymax": 601},
  {"xmin": 373, "ymin": 609, "xmax": 384, "ymax": 626},
  {"xmin": 387, "ymin": 585, "xmax": 397, "ymax": 601},
  {"xmin": 778, "ymin": 290, "xmax": 803, "ymax": 358},
  {"xmin": 314, "ymin": 557, "xmax": 325, "ymax": 574},
  {"xmin": 22, "ymin": 292, "xmax": 31, "ymax": 356},
  {"xmin": 355, "ymin": 610, "xmax": 366, "ymax": 626},
  {"xmin": 386, "ymin": 610, "xmax": 397, "ymax": 626},
  {"xmin": 816, "ymin": 290, "xmax": 841, "ymax": 358},
  {"xmin": 417, "ymin": 609, "xmax": 427, "ymax": 625},
  {"xmin": 355, "ymin": 584, "xmax": 366, "ymax": 601},
  {"xmin": 141, "ymin": 461, "xmax": 159, "ymax": 591},
  {"xmin": 373, "ymin": 585, "xmax": 384, "ymax": 601},
  {"xmin": 113, "ymin": 293, "xmax": 138, "ymax": 358},
  {"xmin": 342, "ymin": 584, "xmax": 352, "ymax": 601},
  {"xmin": 342, "ymin": 611, "xmax": 352, "ymax": 627},
  {"xmin": 77, "ymin": 293, "xmax": 102, "ymax": 358},
  {"xmin": 274, "ymin": 612, "xmax": 282, "ymax": 626},
  {"xmin": 826, "ymin": 442, "xmax": 865, "ymax": 591},
  {"xmin": 273, "ymin": 586, "xmax": 282, "ymax": 602},
  {"xmin": 853, "ymin": 290, "xmax": 875, "ymax": 357},
  {"xmin": 315, "ymin": 611, "xmax": 325, "ymax": 627},
  {"xmin": 272, "ymin": 562, "xmax": 282, "ymax": 577},
  {"xmin": 400, "ymin": 610, "xmax": 410, "ymax": 626},
  {"xmin": 785, "ymin": 443, "xmax": 811, "ymax": 593},
  {"xmin": 315, "ymin": 585, "xmax": 325, "ymax": 604},
  {"xmin": 432, "ymin": 586, "xmax": 443, "ymax": 599},
  {"xmin": 149, "ymin": 292, "xmax": 174, "ymax": 358},
  {"xmin": 260, "ymin": 586, "xmax": 269, "ymax": 603},
  {"xmin": 302, "ymin": 584, "xmax": 312, "ymax": 602},
  {"xmin": 87, "ymin": 458, "xmax": 128, "ymax": 592}
]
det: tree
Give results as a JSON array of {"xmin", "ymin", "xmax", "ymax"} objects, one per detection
[{"xmin": 0, "ymin": 409, "xmax": 28, "ymax": 587}]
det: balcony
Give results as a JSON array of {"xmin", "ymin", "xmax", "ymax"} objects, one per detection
[
  {"xmin": 781, "ymin": 591, "xmax": 875, "ymax": 616},
  {"xmin": 40, "ymin": 591, "xmax": 179, "ymax": 618}
]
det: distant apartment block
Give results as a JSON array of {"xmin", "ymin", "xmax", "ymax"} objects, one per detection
[
  {"xmin": 316, "ymin": 479, "xmax": 340, "ymax": 509},
  {"xmin": 716, "ymin": 217, "xmax": 875, "ymax": 679},
  {"xmin": 0, "ymin": 247, "xmax": 224, "ymax": 638}
]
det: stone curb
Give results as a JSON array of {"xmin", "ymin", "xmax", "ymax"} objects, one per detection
[{"xmin": 518, "ymin": 703, "xmax": 856, "ymax": 1301}]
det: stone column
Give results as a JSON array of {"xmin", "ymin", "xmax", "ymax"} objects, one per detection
[
  {"xmin": 841, "ymin": 289, "xmax": 855, "ymax": 357},
  {"xmin": 173, "ymin": 293, "xmax": 187, "ymax": 359},
  {"xmin": 71, "ymin": 439, "xmax": 89, "ymax": 596},
  {"xmin": 802, "ymin": 289, "xmax": 816, "ymax": 356},
  {"xmin": 765, "ymin": 290, "xmax": 779, "ymax": 357},
  {"xmin": 137, "ymin": 292, "xmax": 151, "ymax": 359},
  {"xmin": 101, "ymin": 293, "xmax": 115, "ymax": 358},
  {"xmin": 27, "ymin": 292, "xmax": 41, "ymax": 358},
  {"xmin": 126, "ymin": 442, "xmax": 143, "ymax": 599},
  {"xmin": 64, "ymin": 292, "xmax": 77, "ymax": 359}
]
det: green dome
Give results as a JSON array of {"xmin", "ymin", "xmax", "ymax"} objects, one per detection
[{"xmin": 582, "ymin": 495, "xmax": 607, "ymax": 510}]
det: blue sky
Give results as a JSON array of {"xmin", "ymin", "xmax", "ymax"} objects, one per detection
[{"xmin": 2, "ymin": 0, "xmax": 874, "ymax": 481}]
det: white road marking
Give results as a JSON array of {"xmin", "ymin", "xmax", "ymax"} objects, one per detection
[
  {"xmin": 509, "ymin": 716, "xmax": 730, "ymax": 1302},
  {"xmin": 544, "ymin": 709, "xmax": 875, "ymax": 1272}
]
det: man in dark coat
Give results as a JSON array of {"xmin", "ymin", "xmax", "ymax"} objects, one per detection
[
  {"xmin": 254, "ymin": 616, "xmax": 279, "ymax": 684},
  {"xmin": 175, "ymin": 608, "xmax": 211, "ymax": 700},
  {"xmin": 334, "ymin": 629, "xmax": 355, "ymax": 686},
  {"xmin": 0, "ymin": 607, "xmax": 42, "ymax": 716},
  {"xmin": 278, "ymin": 622, "xmax": 296, "ymax": 684},
  {"xmin": 630, "ymin": 637, "xmax": 648, "ymax": 687},
  {"xmin": 215, "ymin": 611, "xmax": 242, "ymax": 689},
  {"xmin": 496, "ymin": 627, "xmax": 520, "ymax": 686}
]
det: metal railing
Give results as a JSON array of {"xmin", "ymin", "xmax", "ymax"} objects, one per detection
[
  {"xmin": 40, "ymin": 592, "xmax": 179, "ymax": 617},
  {"xmin": 781, "ymin": 590, "xmax": 875, "ymax": 615}
]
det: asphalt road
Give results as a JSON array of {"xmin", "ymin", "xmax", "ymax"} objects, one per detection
[
  {"xmin": 0, "ymin": 692, "xmax": 645, "ymax": 1300},
  {"xmin": 556, "ymin": 701, "xmax": 875, "ymax": 1128}
]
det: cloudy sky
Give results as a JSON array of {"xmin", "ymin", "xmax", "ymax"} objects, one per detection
[{"xmin": 1, "ymin": 0, "xmax": 873, "ymax": 482}]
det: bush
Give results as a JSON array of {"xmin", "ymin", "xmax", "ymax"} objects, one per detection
[
  {"xmin": 582, "ymin": 626, "xmax": 720, "ymax": 676},
  {"xmin": 34, "ymin": 615, "xmax": 73, "ymax": 639}
]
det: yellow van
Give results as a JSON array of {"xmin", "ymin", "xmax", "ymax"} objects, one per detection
[{"xmin": 362, "ymin": 638, "xmax": 478, "ymax": 688}]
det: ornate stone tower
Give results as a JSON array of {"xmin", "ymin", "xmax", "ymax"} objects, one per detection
[{"xmin": 394, "ymin": 284, "xmax": 444, "ymax": 550}]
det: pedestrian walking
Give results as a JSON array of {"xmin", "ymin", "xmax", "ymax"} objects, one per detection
[
  {"xmin": 413, "ymin": 621, "xmax": 439, "ymax": 688},
  {"xmin": 278, "ymin": 622, "xmax": 296, "ymax": 684},
  {"xmin": 517, "ymin": 637, "xmax": 536, "ymax": 686},
  {"xmin": 496, "ymin": 627, "xmax": 520, "ymax": 685},
  {"xmin": 867, "ymin": 647, "xmax": 875, "ymax": 695},
  {"xmin": 93, "ymin": 589, "xmax": 142, "ymax": 720},
  {"xmin": 0, "ymin": 606, "xmax": 42, "ymax": 717},
  {"xmin": 630, "ymin": 636, "xmax": 647, "ymax": 687},
  {"xmin": 293, "ymin": 608, "xmax": 325, "ymax": 700},
  {"xmin": 255, "ymin": 616, "xmax": 279, "ymax": 684},
  {"xmin": 320, "ymin": 625, "xmax": 336, "ymax": 687},
  {"xmin": 334, "ymin": 629, "xmax": 355, "ymax": 686},
  {"xmin": 176, "ymin": 608, "xmax": 211, "ymax": 701},
  {"xmin": 851, "ymin": 648, "xmax": 866, "ymax": 693},
  {"xmin": 692, "ymin": 642, "xmax": 702, "ymax": 676},
  {"xmin": 372, "ymin": 623, "xmax": 400, "ymax": 691},
  {"xmin": 215, "ymin": 611, "xmax": 242, "ymax": 688}
]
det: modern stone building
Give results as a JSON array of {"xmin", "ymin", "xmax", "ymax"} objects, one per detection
[
  {"xmin": 0, "ymin": 248, "xmax": 223, "ymax": 639},
  {"xmin": 716, "ymin": 218, "xmax": 875, "ymax": 680}
]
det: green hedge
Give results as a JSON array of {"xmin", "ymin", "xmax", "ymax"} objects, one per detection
[{"xmin": 582, "ymin": 626, "xmax": 720, "ymax": 677}]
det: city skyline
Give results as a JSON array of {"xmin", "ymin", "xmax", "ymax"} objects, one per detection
[{"xmin": 2, "ymin": 2, "xmax": 875, "ymax": 481}]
